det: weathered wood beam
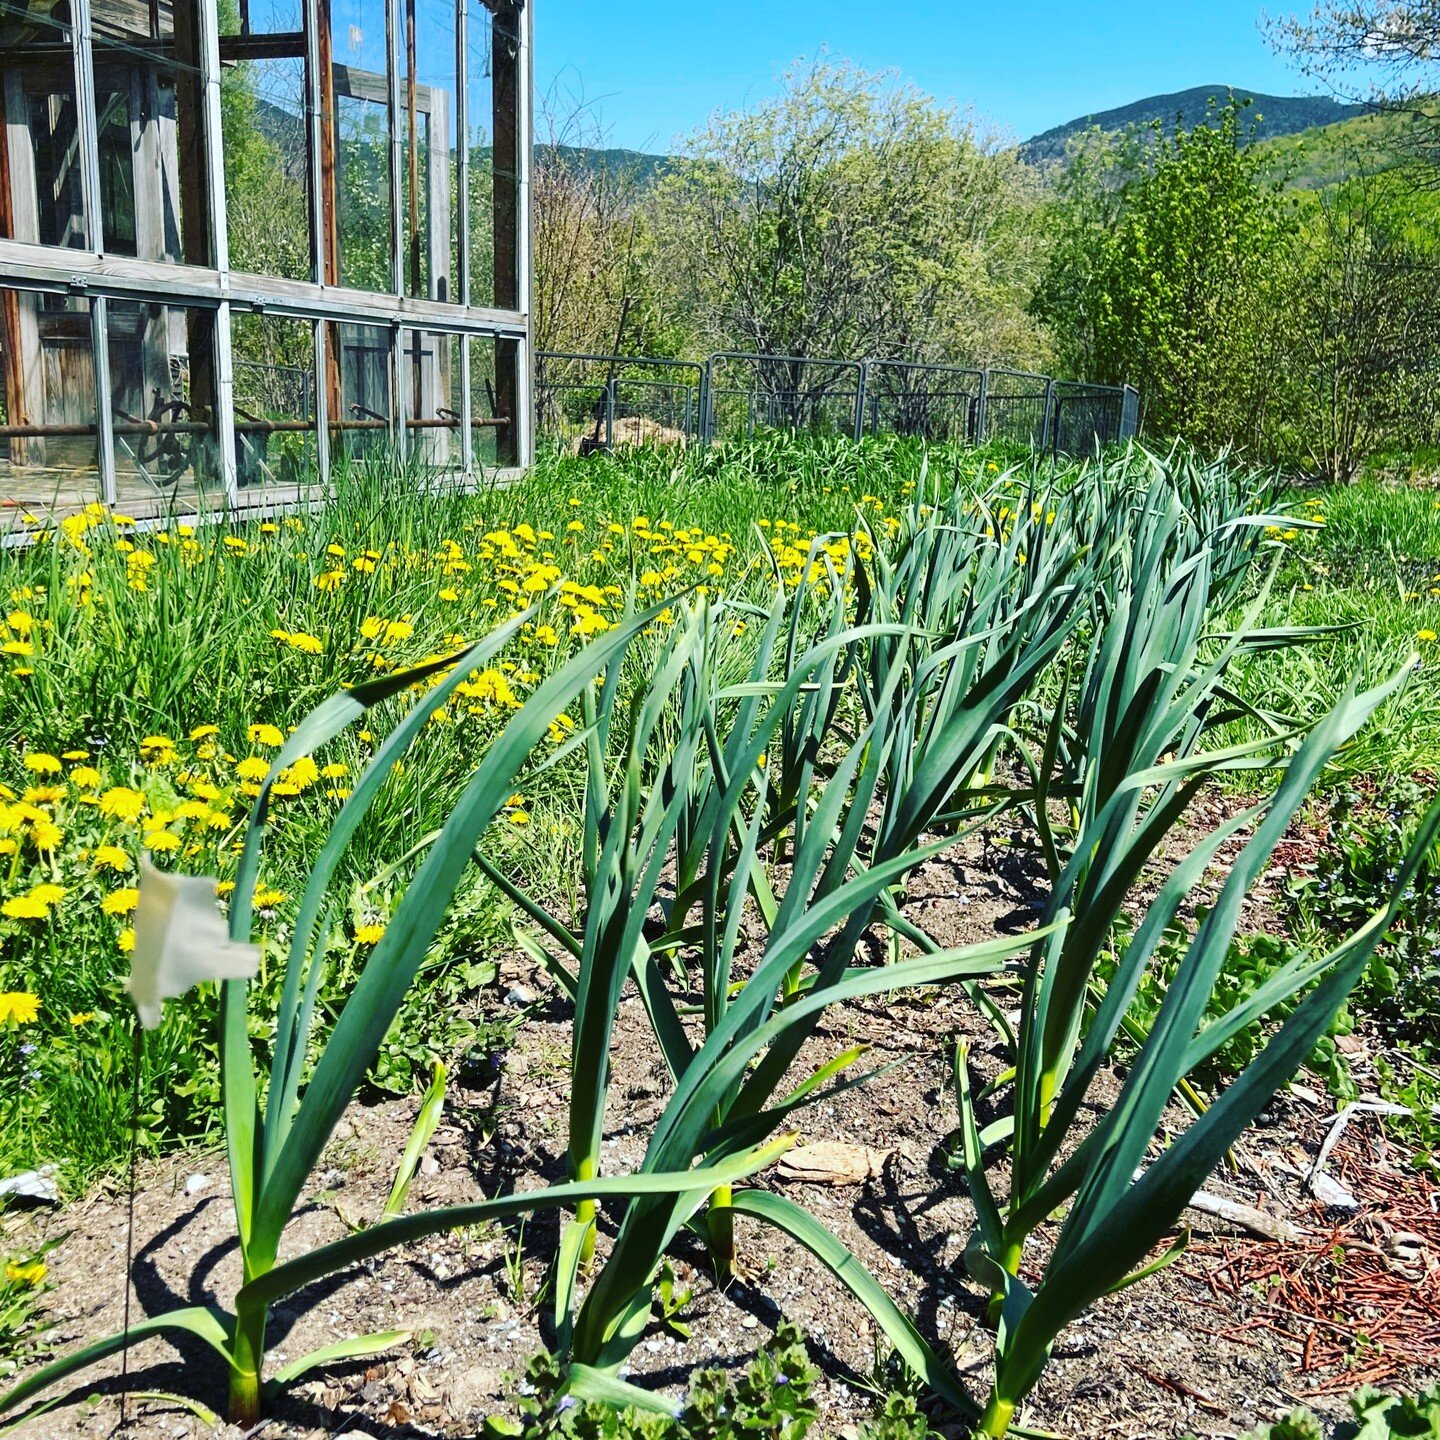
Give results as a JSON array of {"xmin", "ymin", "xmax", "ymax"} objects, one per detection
[{"xmin": 490, "ymin": 0, "xmax": 519, "ymax": 462}]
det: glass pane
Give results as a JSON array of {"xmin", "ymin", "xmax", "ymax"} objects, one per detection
[
  {"xmin": 220, "ymin": 24, "xmax": 311, "ymax": 280},
  {"xmin": 1, "ymin": 5, "xmax": 88, "ymax": 251},
  {"xmin": 107, "ymin": 299, "xmax": 221, "ymax": 507},
  {"xmin": 400, "ymin": 328, "xmax": 459, "ymax": 467},
  {"xmin": 235, "ymin": 0, "xmax": 303, "ymax": 34},
  {"xmin": 0, "ymin": 286, "xmax": 100, "ymax": 526},
  {"xmin": 328, "ymin": 0, "xmax": 392, "ymax": 292},
  {"xmin": 467, "ymin": 335, "xmax": 518, "ymax": 469},
  {"xmin": 91, "ymin": 0, "xmax": 209, "ymax": 265},
  {"xmin": 330, "ymin": 319, "xmax": 393, "ymax": 462},
  {"xmin": 232, "ymin": 313, "xmax": 318, "ymax": 491},
  {"xmin": 466, "ymin": 5, "xmax": 512, "ymax": 311},
  {"xmin": 399, "ymin": 0, "xmax": 456, "ymax": 301}
]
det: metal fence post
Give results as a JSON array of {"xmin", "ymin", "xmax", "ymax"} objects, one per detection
[
  {"xmin": 89, "ymin": 295, "xmax": 116, "ymax": 505},
  {"xmin": 854, "ymin": 362, "xmax": 869, "ymax": 444},
  {"xmin": 1121, "ymin": 384, "xmax": 1141, "ymax": 441}
]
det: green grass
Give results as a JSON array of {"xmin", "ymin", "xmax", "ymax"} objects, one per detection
[{"xmin": 1240, "ymin": 481, "xmax": 1440, "ymax": 782}]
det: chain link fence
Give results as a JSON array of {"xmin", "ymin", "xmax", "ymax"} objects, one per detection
[{"xmin": 534, "ymin": 350, "xmax": 1139, "ymax": 457}]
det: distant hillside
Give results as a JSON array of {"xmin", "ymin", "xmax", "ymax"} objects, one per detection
[
  {"xmin": 1022, "ymin": 86, "xmax": 1369, "ymax": 163},
  {"xmin": 541, "ymin": 145, "xmax": 675, "ymax": 190},
  {"xmin": 1256, "ymin": 108, "xmax": 1414, "ymax": 188}
]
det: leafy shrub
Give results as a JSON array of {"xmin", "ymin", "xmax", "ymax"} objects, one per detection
[
  {"xmin": 1294, "ymin": 778, "xmax": 1440, "ymax": 1047},
  {"xmin": 506, "ymin": 1323, "xmax": 820, "ymax": 1439},
  {"xmin": 501, "ymin": 1323, "xmax": 935, "ymax": 1440},
  {"xmin": 1244, "ymin": 1385, "xmax": 1440, "ymax": 1439},
  {"xmin": 1099, "ymin": 920, "xmax": 1357, "ymax": 1098},
  {"xmin": 860, "ymin": 1394, "xmax": 937, "ymax": 1440}
]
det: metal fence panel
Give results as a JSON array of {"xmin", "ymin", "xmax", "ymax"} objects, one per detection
[
  {"xmin": 703, "ymin": 353, "xmax": 864, "ymax": 446},
  {"xmin": 533, "ymin": 350, "xmax": 1139, "ymax": 459},
  {"xmin": 1121, "ymin": 385, "xmax": 1141, "ymax": 441},
  {"xmin": 535, "ymin": 352, "xmax": 705, "ymax": 453},
  {"xmin": 862, "ymin": 360, "xmax": 984, "ymax": 444},
  {"xmin": 980, "ymin": 369, "xmax": 1054, "ymax": 448},
  {"xmin": 1049, "ymin": 382, "xmax": 1129, "ymax": 457}
]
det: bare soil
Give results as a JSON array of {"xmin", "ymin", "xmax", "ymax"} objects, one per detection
[{"xmin": 5, "ymin": 803, "xmax": 1437, "ymax": 1440}]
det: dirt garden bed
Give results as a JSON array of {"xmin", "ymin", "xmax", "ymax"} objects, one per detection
[{"xmin": 4, "ymin": 811, "xmax": 1437, "ymax": 1440}]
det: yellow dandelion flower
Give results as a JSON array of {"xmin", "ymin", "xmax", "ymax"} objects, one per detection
[
  {"xmin": 247, "ymin": 723, "xmax": 284, "ymax": 747},
  {"xmin": 0, "ymin": 992, "xmax": 39, "ymax": 1023},
  {"xmin": 101, "ymin": 887, "xmax": 140, "ymax": 916},
  {"xmin": 353, "ymin": 923, "xmax": 386, "ymax": 945},
  {"xmin": 281, "ymin": 631, "xmax": 324, "ymax": 655},
  {"xmin": 93, "ymin": 845, "xmax": 132, "ymax": 872},
  {"xmin": 281, "ymin": 756, "xmax": 320, "ymax": 790},
  {"xmin": 98, "ymin": 787, "xmax": 147, "ymax": 822}
]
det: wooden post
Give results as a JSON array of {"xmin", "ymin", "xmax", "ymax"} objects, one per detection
[
  {"xmin": 172, "ymin": 0, "xmax": 216, "ymax": 424},
  {"xmin": 315, "ymin": 0, "xmax": 343, "ymax": 431},
  {"xmin": 0, "ymin": 80, "xmax": 32, "ymax": 467},
  {"xmin": 405, "ymin": 0, "xmax": 421, "ymax": 297},
  {"xmin": 490, "ymin": 0, "xmax": 519, "ymax": 464}
]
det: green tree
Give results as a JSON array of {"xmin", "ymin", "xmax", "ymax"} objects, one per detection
[
  {"xmin": 1278, "ymin": 166, "xmax": 1440, "ymax": 479},
  {"xmin": 1028, "ymin": 126, "xmax": 1153, "ymax": 381},
  {"xmin": 645, "ymin": 56, "xmax": 1049, "ymax": 368},
  {"xmin": 1052, "ymin": 100, "xmax": 1295, "ymax": 451}
]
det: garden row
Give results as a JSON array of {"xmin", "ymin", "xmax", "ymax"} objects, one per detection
[{"xmin": 0, "ymin": 443, "xmax": 1434, "ymax": 1434}]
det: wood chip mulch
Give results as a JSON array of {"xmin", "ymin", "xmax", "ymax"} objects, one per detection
[{"xmin": 1180, "ymin": 1135, "xmax": 1440, "ymax": 1395}]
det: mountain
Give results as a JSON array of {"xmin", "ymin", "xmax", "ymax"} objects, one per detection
[
  {"xmin": 1022, "ymin": 86, "xmax": 1370, "ymax": 164},
  {"xmin": 540, "ymin": 145, "xmax": 675, "ymax": 190}
]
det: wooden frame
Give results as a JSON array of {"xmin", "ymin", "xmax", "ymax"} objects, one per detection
[{"xmin": 0, "ymin": 0, "xmax": 531, "ymax": 514}]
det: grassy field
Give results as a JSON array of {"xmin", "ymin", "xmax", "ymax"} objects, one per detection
[{"xmin": 3, "ymin": 435, "xmax": 1440, "ymax": 1435}]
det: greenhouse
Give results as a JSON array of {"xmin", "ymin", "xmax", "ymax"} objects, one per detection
[{"xmin": 0, "ymin": 0, "xmax": 532, "ymax": 518}]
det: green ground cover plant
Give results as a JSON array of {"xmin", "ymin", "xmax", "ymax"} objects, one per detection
[{"xmin": 1243, "ymin": 1384, "xmax": 1440, "ymax": 1440}]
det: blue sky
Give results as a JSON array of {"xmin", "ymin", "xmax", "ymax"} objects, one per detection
[{"xmin": 534, "ymin": 1, "xmax": 1321, "ymax": 151}]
